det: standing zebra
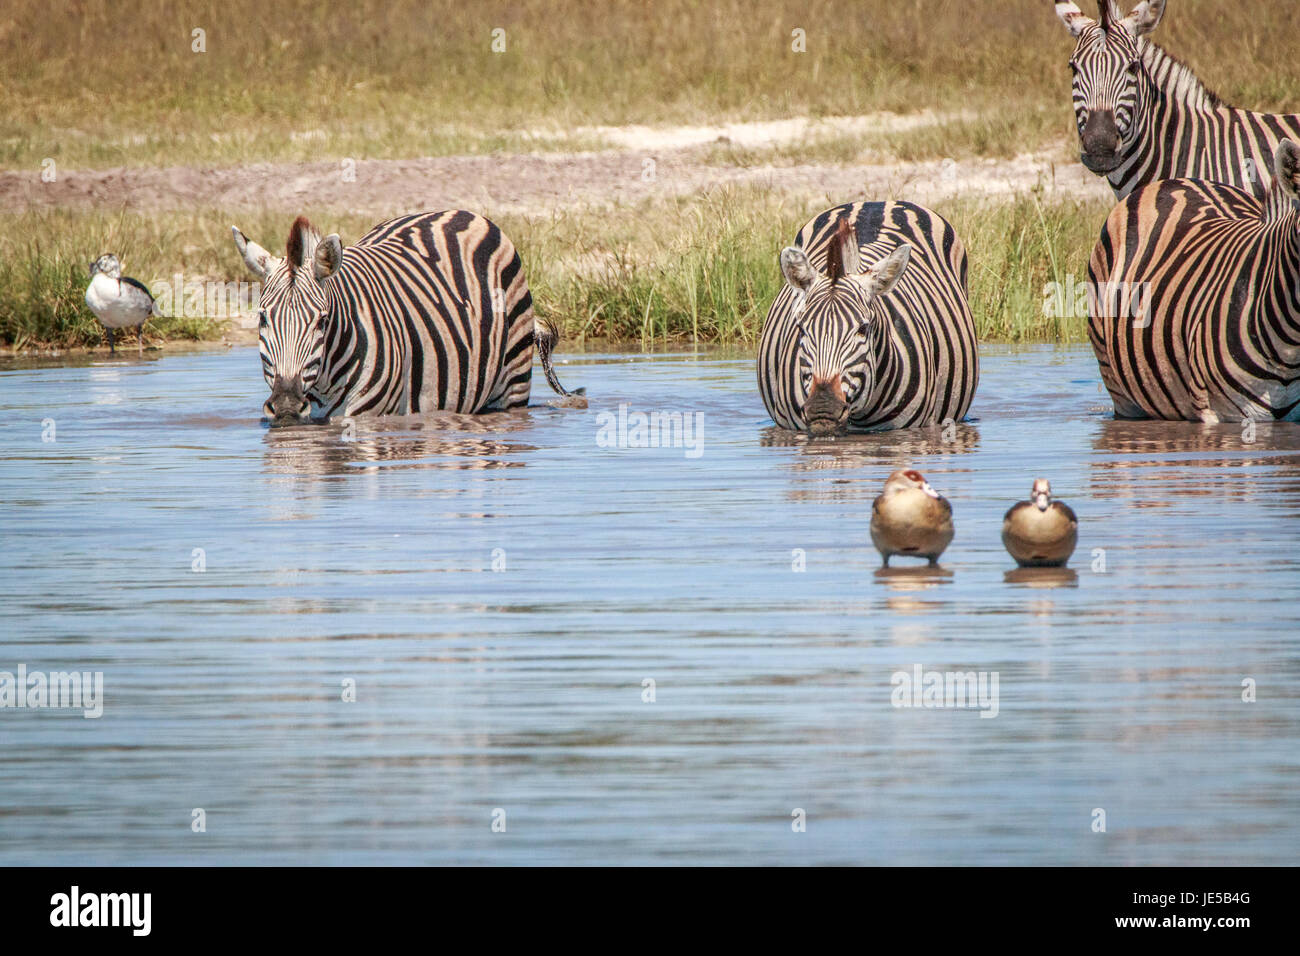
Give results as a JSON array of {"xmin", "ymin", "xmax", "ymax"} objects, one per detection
[
  {"xmin": 232, "ymin": 211, "xmax": 578, "ymax": 423},
  {"xmin": 1087, "ymin": 140, "xmax": 1300, "ymax": 422},
  {"xmin": 758, "ymin": 200, "xmax": 978, "ymax": 435},
  {"xmin": 1053, "ymin": 0, "xmax": 1300, "ymax": 200}
]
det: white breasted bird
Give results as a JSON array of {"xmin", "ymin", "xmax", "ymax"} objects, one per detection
[
  {"xmin": 870, "ymin": 468, "xmax": 954, "ymax": 567},
  {"xmin": 1002, "ymin": 478, "xmax": 1078, "ymax": 568},
  {"xmin": 85, "ymin": 254, "xmax": 156, "ymax": 354}
]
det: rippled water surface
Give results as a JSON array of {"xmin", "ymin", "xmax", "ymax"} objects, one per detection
[{"xmin": 1, "ymin": 344, "xmax": 1297, "ymax": 865}]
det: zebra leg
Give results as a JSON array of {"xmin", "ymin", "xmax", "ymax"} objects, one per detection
[{"xmin": 533, "ymin": 318, "xmax": 584, "ymax": 398}]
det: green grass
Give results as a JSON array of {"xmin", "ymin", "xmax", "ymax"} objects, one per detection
[
  {"xmin": 948, "ymin": 190, "xmax": 1111, "ymax": 343},
  {"xmin": 509, "ymin": 188, "xmax": 1110, "ymax": 346},
  {"xmin": 0, "ymin": 209, "xmax": 236, "ymax": 349},
  {"xmin": 0, "ymin": 189, "xmax": 1109, "ymax": 350}
]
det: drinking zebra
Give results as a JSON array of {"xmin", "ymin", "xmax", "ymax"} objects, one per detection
[
  {"xmin": 1087, "ymin": 139, "xmax": 1300, "ymax": 422},
  {"xmin": 757, "ymin": 200, "xmax": 978, "ymax": 435},
  {"xmin": 1053, "ymin": 0, "xmax": 1300, "ymax": 199},
  {"xmin": 232, "ymin": 211, "xmax": 578, "ymax": 423}
]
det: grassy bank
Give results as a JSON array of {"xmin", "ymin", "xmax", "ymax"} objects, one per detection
[
  {"xmin": 0, "ymin": 189, "xmax": 1111, "ymax": 350},
  {"xmin": 515, "ymin": 189, "xmax": 1111, "ymax": 345},
  {"xmin": 4, "ymin": 0, "xmax": 1298, "ymax": 168}
]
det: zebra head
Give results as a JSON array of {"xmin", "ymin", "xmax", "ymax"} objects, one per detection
[
  {"xmin": 779, "ymin": 217, "xmax": 911, "ymax": 437},
  {"xmin": 1273, "ymin": 139, "xmax": 1300, "ymax": 215},
  {"xmin": 1054, "ymin": 1, "xmax": 1166, "ymax": 174},
  {"xmin": 233, "ymin": 217, "xmax": 343, "ymax": 424}
]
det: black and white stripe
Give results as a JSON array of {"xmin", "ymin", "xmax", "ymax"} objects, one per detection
[
  {"xmin": 1087, "ymin": 139, "xmax": 1300, "ymax": 422},
  {"xmin": 757, "ymin": 200, "xmax": 978, "ymax": 435},
  {"xmin": 1054, "ymin": 0, "xmax": 1300, "ymax": 200},
  {"xmin": 233, "ymin": 211, "xmax": 576, "ymax": 422}
]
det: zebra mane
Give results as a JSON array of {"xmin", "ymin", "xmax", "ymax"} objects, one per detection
[
  {"xmin": 285, "ymin": 215, "xmax": 322, "ymax": 275},
  {"xmin": 1138, "ymin": 38, "xmax": 1222, "ymax": 110},
  {"xmin": 1097, "ymin": 0, "xmax": 1119, "ymax": 31},
  {"xmin": 826, "ymin": 217, "xmax": 854, "ymax": 283}
]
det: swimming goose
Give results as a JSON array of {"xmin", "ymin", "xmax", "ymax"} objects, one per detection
[
  {"xmin": 85, "ymin": 254, "xmax": 156, "ymax": 354},
  {"xmin": 1002, "ymin": 478, "xmax": 1078, "ymax": 567},
  {"xmin": 870, "ymin": 468, "xmax": 954, "ymax": 567}
]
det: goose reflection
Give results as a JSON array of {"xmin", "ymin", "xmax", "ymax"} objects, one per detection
[
  {"xmin": 873, "ymin": 565, "xmax": 954, "ymax": 591},
  {"xmin": 1003, "ymin": 566, "xmax": 1078, "ymax": 588}
]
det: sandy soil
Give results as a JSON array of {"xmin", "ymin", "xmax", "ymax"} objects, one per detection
[{"xmin": 1, "ymin": 115, "xmax": 1109, "ymax": 218}]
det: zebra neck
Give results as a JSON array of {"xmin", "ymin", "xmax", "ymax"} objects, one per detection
[
  {"xmin": 1106, "ymin": 41, "xmax": 1227, "ymax": 195},
  {"xmin": 1263, "ymin": 188, "xmax": 1300, "ymax": 225},
  {"xmin": 1139, "ymin": 40, "xmax": 1220, "ymax": 113},
  {"xmin": 863, "ymin": 305, "xmax": 899, "ymax": 402},
  {"xmin": 313, "ymin": 277, "xmax": 362, "ymax": 416}
]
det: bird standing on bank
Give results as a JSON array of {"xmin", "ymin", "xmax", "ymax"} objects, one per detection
[
  {"xmin": 85, "ymin": 254, "xmax": 156, "ymax": 354},
  {"xmin": 1002, "ymin": 478, "xmax": 1078, "ymax": 568},
  {"xmin": 870, "ymin": 468, "xmax": 954, "ymax": 567}
]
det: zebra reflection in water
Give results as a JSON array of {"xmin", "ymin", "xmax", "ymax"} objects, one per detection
[
  {"xmin": 262, "ymin": 411, "xmax": 539, "ymax": 488},
  {"xmin": 760, "ymin": 422, "xmax": 980, "ymax": 504},
  {"xmin": 1089, "ymin": 418, "xmax": 1300, "ymax": 505}
]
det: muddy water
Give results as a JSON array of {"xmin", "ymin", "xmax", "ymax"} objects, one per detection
[{"xmin": 0, "ymin": 345, "xmax": 1297, "ymax": 864}]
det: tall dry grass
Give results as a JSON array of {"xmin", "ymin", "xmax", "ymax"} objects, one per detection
[{"xmin": 3, "ymin": 1, "xmax": 1297, "ymax": 167}]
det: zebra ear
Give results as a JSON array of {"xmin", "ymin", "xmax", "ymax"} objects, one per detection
[
  {"xmin": 1274, "ymin": 141, "xmax": 1300, "ymax": 201},
  {"xmin": 1123, "ymin": 0, "xmax": 1165, "ymax": 37},
  {"xmin": 314, "ymin": 234, "xmax": 343, "ymax": 281},
  {"xmin": 860, "ymin": 244, "xmax": 911, "ymax": 298},
  {"xmin": 780, "ymin": 247, "xmax": 817, "ymax": 294},
  {"xmin": 1054, "ymin": 1, "xmax": 1095, "ymax": 38},
  {"xmin": 232, "ymin": 226, "xmax": 278, "ymax": 279}
]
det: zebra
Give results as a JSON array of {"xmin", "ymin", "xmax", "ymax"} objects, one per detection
[
  {"xmin": 757, "ymin": 200, "xmax": 978, "ymax": 435},
  {"xmin": 1053, "ymin": 0, "xmax": 1300, "ymax": 200},
  {"xmin": 232, "ymin": 210, "xmax": 579, "ymax": 424},
  {"xmin": 1086, "ymin": 139, "xmax": 1300, "ymax": 423}
]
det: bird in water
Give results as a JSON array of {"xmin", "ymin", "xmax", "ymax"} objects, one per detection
[
  {"xmin": 1002, "ymin": 478, "xmax": 1078, "ymax": 568},
  {"xmin": 870, "ymin": 468, "xmax": 954, "ymax": 567},
  {"xmin": 85, "ymin": 254, "xmax": 156, "ymax": 354}
]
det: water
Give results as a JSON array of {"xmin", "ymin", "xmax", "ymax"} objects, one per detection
[{"xmin": 1, "ymin": 344, "xmax": 1297, "ymax": 865}]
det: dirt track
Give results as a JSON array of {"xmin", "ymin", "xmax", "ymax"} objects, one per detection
[{"xmin": 1, "ymin": 116, "xmax": 1110, "ymax": 217}]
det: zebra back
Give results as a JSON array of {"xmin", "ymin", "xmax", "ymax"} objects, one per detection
[
  {"xmin": 1087, "ymin": 144, "xmax": 1300, "ymax": 422},
  {"xmin": 758, "ymin": 200, "xmax": 977, "ymax": 432},
  {"xmin": 314, "ymin": 210, "xmax": 539, "ymax": 417}
]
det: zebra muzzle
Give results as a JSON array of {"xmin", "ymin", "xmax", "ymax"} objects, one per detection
[
  {"xmin": 1080, "ymin": 110, "xmax": 1121, "ymax": 172},
  {"xmin": 805, "ymin": 377, "xmax": 849, "ymax": 437},
  {"xmin": 266, "ymin": 374, "xmax": 309, "ymax": 425}
]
